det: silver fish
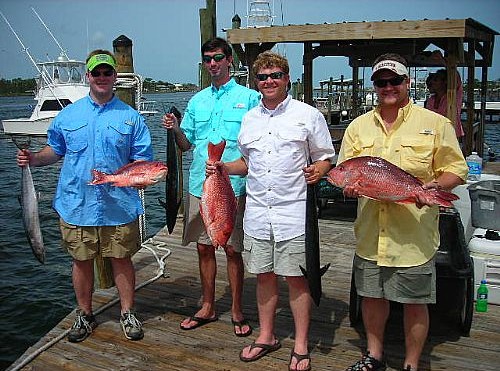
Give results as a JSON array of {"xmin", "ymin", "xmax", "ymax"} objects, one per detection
[{"xmin": 20, "ymin": 165, "xmax": 45, "ymax": 264}]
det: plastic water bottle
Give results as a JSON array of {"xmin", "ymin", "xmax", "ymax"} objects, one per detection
[
  {"xmin": 466, "ymin": 151, "xmax": 482, "ymax": 181},
  {"xmin": 476, "ymin": 279, "xmax": 488, "ymax": 312}
]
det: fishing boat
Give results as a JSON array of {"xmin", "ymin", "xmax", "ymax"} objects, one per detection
[
  {"xmin": 0, "ymin": 54, "xmax": 89, "ymax": 136},
  {"xmin": 0, "ymin": 9, "xmax": 157, "ymax": 137}
]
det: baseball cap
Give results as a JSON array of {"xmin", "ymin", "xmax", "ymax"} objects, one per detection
[
  {"xmin": 86, "ymin": 54, "xmax": 117, "ymax": 72},
  {"xmin": 371, "ymin": 60, "xmax": 408, "ymax": 80}
]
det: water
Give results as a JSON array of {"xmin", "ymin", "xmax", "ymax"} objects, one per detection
[
  {"xmin": 0, "ymin": 94, "xmax": 499, "ymax": 369},
  {"xmin": 0, "ymin": 92, "xmax": 194, "ymax": 370}
]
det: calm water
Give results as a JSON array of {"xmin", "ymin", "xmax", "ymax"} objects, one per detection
[{"xmin": 0, "ymin": 93, "xmax": 499, "ymax": 369}]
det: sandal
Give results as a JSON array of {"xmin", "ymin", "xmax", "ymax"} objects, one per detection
[
  {"xmin": 239, "ymin": 338, "xmax": 281, "ymax": 362},
  {"xmin": 289, "ymin": 350, "xmax": 311, "ymax": 371},
  {"xmin": 345, "ymin": 352, "xmax": 386, "ymax": 371},
  {"xmin": 232, "ymin": 318, "xmax": 253, "ymax": 337}
]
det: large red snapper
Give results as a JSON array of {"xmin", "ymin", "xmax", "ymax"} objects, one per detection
[
  {"xmin": 200, "ymin": 141, "xmax": 237, "ymax": 248},
  {"xmin": 89, "ymin": 160, "xmax": 168, "ymax": 187},
  {"xmin": 327, "ymin": 156, "xmax": 459, "ymax": 207}
]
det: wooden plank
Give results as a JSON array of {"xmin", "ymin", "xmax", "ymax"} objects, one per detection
[
  {"xmin": 10, "ymin": 212, "xmax": 500, "ymax": 371},
  {"xmin": 227, "ymin": 19, "xmax": 469, "ymax": 44}
]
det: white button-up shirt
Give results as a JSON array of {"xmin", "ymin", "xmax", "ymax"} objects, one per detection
[{"xmin": 238, "ymin": 95, "xmax": 335, "ymax": 242}]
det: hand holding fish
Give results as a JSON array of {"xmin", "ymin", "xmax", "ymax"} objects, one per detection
[
  {"xmin": 17, "ymin": 149, "xmax": 31, "ymax": 167},
  {"xmin": 162, "ymin": 112, "xmax": 179, "ymax": 130},
  {"xmin": 303, "ymin": 160, "xmax": 333, "ymax": 185},
  {"xmin": 205, "ymin": 159, "xmax": 223, "ymax": 177}
]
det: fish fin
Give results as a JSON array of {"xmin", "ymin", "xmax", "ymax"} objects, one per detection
[
  {"xmin": 158, "ymin": 197, "xmax": 167, "ymax": 209},
  {"xmin": 89, "ymin": 169, "xmax": 108, "ymax": 185},
  {"xmin": 208, "ymin": 141, "xmax": 226, "ymax": 162},
  {"xmin": 299, "ymin": 265, "xmax": 308, "ymax": 278},
  {"xmin": 320, "ymin": 263, "xmax": 330, "ymax": 276}
]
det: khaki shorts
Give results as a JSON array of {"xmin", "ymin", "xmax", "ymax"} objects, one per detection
[
  {"xmin": 353, "ymin": 254, "xmax": 436, "ymax": 304},
  {"xmin": 60, "ymin": 219, "xmax": 141, "ymax": 261},
  {"xmin": 243, "ymin": 233, "xmax": 306, "ymax": 277},
  {"xmin": 182, "ymin": 193, "xmax": 245, "ymax": 252}
]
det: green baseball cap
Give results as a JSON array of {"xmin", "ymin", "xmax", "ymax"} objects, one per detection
[{"xmin": 86, "ymin": 54, "xmax": 117, "ymax": 71}]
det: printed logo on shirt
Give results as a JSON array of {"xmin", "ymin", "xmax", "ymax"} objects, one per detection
[
  {"xmin": 124, "ymin": 120, "xmax": 135, "ymax": 126},
  {"xmin": 233, "ymin": 103, "xmax": 247, "ymax": 109},
  {"xmin": 420, "ymin": 129, "xmax": 434, "ymax": 135}
]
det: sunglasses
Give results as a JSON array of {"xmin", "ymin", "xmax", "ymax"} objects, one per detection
[
  {"xmin": 373, "ymin": 76, "xmax": 406, "ymax": 88},
  {"xmin": 255, "ymin": 71, "xmax": 286, "ymax": 81},
  {"xmin": 90, "ymin": 69, "xmax": 114, "ymax": 77},
  {"xmin": 202, "ymin": 54, "xmax": 226, "ymax": 63}
]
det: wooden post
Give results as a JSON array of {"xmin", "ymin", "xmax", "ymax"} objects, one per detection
[
  {"xmin": 113, "ymin": 35, "xmax": 136, "ymax": 109},
  {"xmin": 303, "ymin": 42, "xmax": 313, "ymax": 106},
  {"xmin": 465, "ymin": 40, "xmax": 476, "ymax": 155},
  {"xmin": 199, "ymin": 0, "xmax": 216, "ymax": 89},
  {"xmin": 231, "ymin": 14, "xmax": 241, "ymax": 70},
  {"xmin": 351, "ymin": 60, "xmax": 360, "ymax": 119}
]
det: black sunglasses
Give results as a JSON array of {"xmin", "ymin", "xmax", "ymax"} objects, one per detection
[
  {"xmin": 373, "ymin": 76, "xmax": 406, "ymax": 88},
  {"xmin": 255, "ymin": 71, "xmax": 286, "ymax": 81},
  {"xmin": 202, "ymin": 54, "xmax": 226, "ymax": 63},
  {"xmin": 90, "ymin": 69, "xmax": 114, "ymax": 77}
]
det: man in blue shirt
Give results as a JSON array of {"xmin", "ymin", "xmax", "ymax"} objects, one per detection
[
  {"xmin": 17, "ymin": 49, "xmax": 153, "ymax": 343},
  {"xmin": 162, "ymin": 37, "xmax": 260, "ymax": 336}
]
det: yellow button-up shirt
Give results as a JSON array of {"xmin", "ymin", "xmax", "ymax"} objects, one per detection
[{"xmin": 337, "ymin": 102, "xmax": 468, "ymax": 267}]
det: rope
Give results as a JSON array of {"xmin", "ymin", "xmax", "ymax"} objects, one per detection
[{"xmin": 7, "ymin": 239, "xmax": 171, "ymax": 371}]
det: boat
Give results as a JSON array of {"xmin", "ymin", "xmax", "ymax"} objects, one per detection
[
  {"xmin": 0, "ymin": 54, "xmax": 89, "ymax": 136},
  {"xmin": 0, "ymin": 9, "xmax": 157, "ymax": 137}
]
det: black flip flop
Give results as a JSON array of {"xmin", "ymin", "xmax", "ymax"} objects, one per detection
[
  {"xmin": 231, "ymin": 318, "xmax": 253, "ymax": 337},
  {"xmin": 289, "ymin": 350, "xmax": 311, "ymax": 371},
  {"xmin": 239, "ymin": 339, "xmax": 281, "ymax": 362},
  {"xmin": 179, "ymin": 315, "xmax": 218, "ymax": 330}
]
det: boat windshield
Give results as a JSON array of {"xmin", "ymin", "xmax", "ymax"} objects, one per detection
[{"xmin": 37, "ymin": 60, "xmax": 87, "ymax": 86}]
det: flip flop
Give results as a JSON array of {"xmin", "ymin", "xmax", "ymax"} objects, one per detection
[
  {"xmin": 288, "ymin": 350, "xmax": 311, "ymax": 371},
  {"xmin": 232, "ymin": 318, "xmax": 253, "ymax": 337},
  {"xmin": 239, "ymin": 339, "xmax": 281, "ymax": 362},
  {"xmin": 179, "ymin": 315, "xmax": 218, "ymax": 330}
]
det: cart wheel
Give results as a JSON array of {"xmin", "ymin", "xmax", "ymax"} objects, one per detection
[
  {"xmin": 459, "ymin": 271, "xmax": 474, "ymax": 337},
  {"xmin": 349, "ymin": 270, "xmax": 362, "ymax": 327}
]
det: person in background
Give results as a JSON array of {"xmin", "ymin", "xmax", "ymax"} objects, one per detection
[
  {"xmin": 425, "ymin": 50, "xmax": 465, "ymax": 139},
  {"xmin": 206, "ymin": 51, "xmax": 335, "ymax": 371},
  {"xmin": 16, "ymin": 49, "xmax": 152, "ymax": 342},
  {"xmin": 340, "ymin": 53, "xmax": 467, "ymax": 371},
  {"xmin": 161, "ymin": 37, "xmax": 260, "ymax": 337}
]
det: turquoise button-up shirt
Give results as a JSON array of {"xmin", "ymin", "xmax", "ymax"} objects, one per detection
[
  {"xmin": 180, "ymin": 78, "xmax": 260, "ymax": 197},
  {"xmin": 47, "ymin": 95, "xmax": 153, "ymax": 226}
]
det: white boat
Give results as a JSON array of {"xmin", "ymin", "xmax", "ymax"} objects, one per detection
[
  {"xmin": 0, "ymin": 9, "xmax": 157, "ymax": 137},
  {"xmin": 1, "ymin": 54, "xmax": 89, "ymax": 136}
]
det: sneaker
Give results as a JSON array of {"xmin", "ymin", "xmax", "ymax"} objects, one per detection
[
  {"xmin": 120, "ymin": 310, "xmax": 144, "ymax": 340},
  {"xmin": 67, "ymin": 309, "xmax": 97, "ymax": 343}
]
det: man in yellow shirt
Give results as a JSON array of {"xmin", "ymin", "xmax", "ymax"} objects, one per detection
[{"xmin": 339, "ymin": 53, "xmax": 468, "ymax": 371}]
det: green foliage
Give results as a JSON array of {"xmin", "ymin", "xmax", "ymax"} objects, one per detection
[{"xmin": 0, "ymin": 78, "xmax": 36, "ymax": 96}]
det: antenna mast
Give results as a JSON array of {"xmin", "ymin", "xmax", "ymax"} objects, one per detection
[{"xmin": 31, "ymin": 7, "xmax": 70, "ymax": 60}]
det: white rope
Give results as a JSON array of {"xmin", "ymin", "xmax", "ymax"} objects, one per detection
[{"xmin": 7, "ymin": 239, "xmax": 171, "ymax": 371}]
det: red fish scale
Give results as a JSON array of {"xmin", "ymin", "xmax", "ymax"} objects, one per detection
[
  {"xmin": 200, "ymin": 141, "xmax": 237, "ymax": 248},
  {"xmin": 327, "ymin": 156, "xmax": 458, "ymax": 206}
]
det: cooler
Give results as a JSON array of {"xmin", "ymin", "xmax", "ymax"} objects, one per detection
[
  {"xmin": 469, "ymin": 233, "xmax": 500, "ymax": 305},
  {"xmin": 468, "ymin": 179, "xmax": 500, "ymax": 305}
]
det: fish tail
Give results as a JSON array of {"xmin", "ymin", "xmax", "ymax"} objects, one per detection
[
  {"xmin": 89, "ymin": 169, "xmax": 108, "ymax": 185},
  {"xmin": 208, "ymin": 141, "xmax": 226, "ymax": 162},
  {"xmin": 424, "ymin": 189, "xmax": 459, "ymax": 207}
]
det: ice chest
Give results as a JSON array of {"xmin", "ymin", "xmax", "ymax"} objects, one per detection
[{"xmin": 468, "ymin": 180, "xmax": 500, "ymax": 231}]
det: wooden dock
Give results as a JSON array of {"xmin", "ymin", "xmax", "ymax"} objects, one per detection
[{"xmin": 8, "ymin": 201, "xmax": 500, "ymax": 371}]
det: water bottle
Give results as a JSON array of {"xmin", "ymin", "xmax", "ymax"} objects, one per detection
[
  {"xmin": 476, "ymin": 279, "xmax": 488, "ymax": 312},
  {"xmin": 466, "ymin": 152, "xmax": 482, "ymax": 181}
]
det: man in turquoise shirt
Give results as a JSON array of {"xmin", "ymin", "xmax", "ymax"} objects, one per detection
[
  {"xmin": 17, "ymin": 50, "xmax": 152, "ymax": 343},
  {"xmin": 162, "ymin": 37, "xmax": 260, "ymax": 336}
]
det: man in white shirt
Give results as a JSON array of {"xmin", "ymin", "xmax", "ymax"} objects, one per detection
[{"xmin": 206, "ymin": 51, "xmax": 335, "ymax": 371}]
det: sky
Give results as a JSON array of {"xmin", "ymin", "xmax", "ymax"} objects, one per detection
[{"xmin": 0, "ymin": 0, "xmax": 499, "ymax": 85}]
